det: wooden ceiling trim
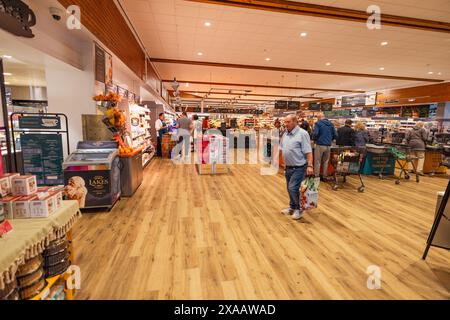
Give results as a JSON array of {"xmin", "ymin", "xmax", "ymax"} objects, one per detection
[
  {"xmin": 153, "ymin": 59, "xmax": 443, "ymax": 82},
  {"xmin": 58, "ymin": 0, "xmax": 146, "ymax": 79},
  {"xmin": 170, "ymin": 90, "xmax": 323, "ymax": 99},
  {"xmin": 162, "ymin": 79, "xmax": 364, "ymax": 93},
  {"xmin": 186, "ymin": 0, "xmax": 450, "ymax": 34}
]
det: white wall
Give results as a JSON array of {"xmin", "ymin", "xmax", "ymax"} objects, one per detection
[{"xmin": 45, "ymin": 42, "xmax": 95, "ymax": 154}]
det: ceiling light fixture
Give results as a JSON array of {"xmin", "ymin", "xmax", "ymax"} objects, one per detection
[
  {"xmin": 428, "ymin": 71, "xmax": 434, "ymax": 75},
  {"xmin": 381, "ymin": 41, "xmax": 388, "ymax": 46},
  {"xmin": 197, "ymin": 52, "xmax": 203, "ymax": 56},
  {"xmin": 2, "ymin": 55, "xmax": 12, "ymax": 59},
  {"xmin": 204, "ymin": 21, "xmax": 211, "ymax": 27},
  {"xmin": 4, "ymin": 82, "xmax": 10, "ymax": 85},
  {"xmin": 265, "ymin": 58, "xmax": 271, "ymax": 61},
  {"xmin": 325, "ymin": 62, "xmax": 331, "ymax": 66},
  {"xmin": 185, "ymin": 83, "xmax": 189, "ymax": 87},
  {"xmin": 379, "ymin": 67, "xmax": 385, "ymax": 71},
  {"xmin": 300, "ymin": 32, "xmax": 307, "ymax": 37},
  {"xmin": 438, "ymin": 72, "xmax": 442, "ymax": 75},
  {"xmin": 3, "ymin": 73, "xmax": 12, "ymax": 76}
]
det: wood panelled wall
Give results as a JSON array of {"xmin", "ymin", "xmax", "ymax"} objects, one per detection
[
  {"xmin": 58, "ymin": 0, "xmax": 146, "ymax": 80},
  {"xmin": 376, "ymin": 82, "xmax": 450, "ymax": 106}
]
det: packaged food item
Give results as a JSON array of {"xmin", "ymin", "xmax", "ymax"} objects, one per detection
[
  {"xmin": 0, "ymin": 279, "xmax": 17, "ymax": 300},
  {"xmin": 30, "ymin": 194, "xmax": 55, "ymax": 218},
  {"xmin": 45, "ymin": 255, "xmax": 71, "ymax": 278},
  {"xmin": 44, "ymin": 236, "xmax": 68, "ymax": 256},
  {"xmin": 16, "ymin": 255, "xmax": 43, "ymax": 278},
  {"xmin": 45, "ymin": 284, "xmax": 65, "ymax": 300},
  {"xmin": 1, "ymin": 288, "xmax": 19, "ymax": 301},
  {"xmin": 49, "ymin": 191, "xmax": 63, "ymax": 210},
  {"xmin": 12, "ymin": 195, "xmax": 36, "ymax": 219},
  {"xmin": 0, "ymin": 176, "xmax": 10, "ymax": 197},
  {"xmin": 36, "ymin": 186, "xmax": 52, "ymax": 193},
  {"xmin": 19, "ymin": 277, "xmax": 46, "ymax": 300},
  {"xmin": 0, "ymin": 203, "xmax": 4, "ymax": 223},
  {"xmin": 0, "ymin": 220, "xmax": 13, "ymax": 237},
  {"xmin": 1, "ymin": 173, "xmax": 20, "ymax": 189},
  {"xmin": 1, "ymin": 195, "xmax": 22, "ymax": 219},
  {"xmin": 12, "ymin": 175, "xmax": 37, "ymax": 196},
  {"xmin": 16, "ymin": 267, "xmax": 44, "ymax": 288}
]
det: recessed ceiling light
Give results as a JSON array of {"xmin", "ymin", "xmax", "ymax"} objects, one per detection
[
  {"xmin": 4, "ymin": 82, "xmax": 10, "ymax": 85},
  {"xmin": 185, "ymin": 83, "xmax": 189, "ymax": 87},
  {"xmin": 204, "ymin": 21, "xmax": 211, "ymax": 27},
  {"xmin": 325, "ymin": 62, "xmax": 331, "ymax": 66},
  {"xmin": 2, "ymin": 55, "xmax": 12, "ymax": 59},
  {"xmin": 197, "ymin": 52, "xmax": 203, "ymax": 56},
  {"xmin": 265, "ymin": 57, "xmax": 271, "ymax": 61},
  {"xmin": 428, "ymin": 71, "xmax": 434, "ymax": 75},
  {"xmin": 381, "ymin": 41, "xmax": 388, "ymax": 46},
  {"xmin": 3, "ymin": 73, "xmax": 12, "ymax": 76},
  {"xmin": 438, "ymin": 72, "xmax": 442, "ymax": 75},
  {"xmin": 379, "ymin": 67, "xmax": 385, "ymax": 71},
  {"xmin": 300, "ymin": 32, "xmax": 307, "ymax": 37}
]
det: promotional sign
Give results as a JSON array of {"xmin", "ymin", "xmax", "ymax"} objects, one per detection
[
  {"xmin": 18, "ymin": 116, "xmax": 61, "ymax": 130},
  {"xmin": 0, "ymin": 0, "xmax": 36, "ymax": 38},
  {"xmin": 341, "ymin": 95, "xmax": 366, "ymax": 107},
  {"xmin": 21, "ymin": 134, "xmax": 64, "ymax": 185},
  {"xmin": 287, "ymin": 101, "xmax": 300, "ymax": 110},
  {"xmin": 274, "ymin": 101, "xmax": 288, "ymax": 109}
]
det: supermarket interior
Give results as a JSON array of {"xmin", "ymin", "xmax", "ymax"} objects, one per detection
[{"xmin": 0, "ymin": 0, "xmax": 449, "ymax": 302}]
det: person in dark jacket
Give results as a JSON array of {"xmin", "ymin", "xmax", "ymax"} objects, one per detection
[
  {"xmin": 336, "ymin": 119, "xmax": 355, "ymax": 146},
  {"xmin": 312, "ymin": 115, "xmax": 337, "ymax": 180},
  {"xmin": 354, "ymin": 122, "xmax": 370, "ymax": 147}
]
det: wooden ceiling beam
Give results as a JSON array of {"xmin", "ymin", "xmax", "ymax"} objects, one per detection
[
  {"xmin": 185, "ymin": 0, "xmax": 450, "ymax": 34},
  {"xmin": 170, "ymin": 90, "xmax": 322, "ymax": 99},
  {"xmin": 153, "ymin": 58, "xmax": 443, "ymax": 82},
  {"xmin": 162, "ymin": 79, "xmax": 363, "ymax": 93}
]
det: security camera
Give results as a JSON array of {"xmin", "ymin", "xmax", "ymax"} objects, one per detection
[{"xmin": 49, "ymin": 7, "xmax": 63, "ymax": 21}]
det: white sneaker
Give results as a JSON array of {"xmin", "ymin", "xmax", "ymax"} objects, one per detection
[
  {"xmin": 281, "ymin": 208, "xmax": 294, "ymax": 216},
  {"xmin": 292, "ymin": 210, "xmax": 304, "ymax": 220}
]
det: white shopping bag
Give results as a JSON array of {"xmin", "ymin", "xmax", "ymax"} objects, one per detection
[{"xmin": 300, "ymin": 177, "xmax": 320, "ymax": 210}]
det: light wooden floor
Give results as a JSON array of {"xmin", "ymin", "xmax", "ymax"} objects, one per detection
[{"xmin": 73, "ymin": 159, "xmax": 450, "ymax": 299}]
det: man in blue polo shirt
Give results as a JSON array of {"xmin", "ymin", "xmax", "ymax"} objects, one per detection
[{"xmin": 280, "ymin": 114, "xmax": 314, "ymax": 220}]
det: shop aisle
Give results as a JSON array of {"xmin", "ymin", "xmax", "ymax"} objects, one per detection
[{"xmin": 72, "ymin": 159, "xmax": 450, "ymax": 300}]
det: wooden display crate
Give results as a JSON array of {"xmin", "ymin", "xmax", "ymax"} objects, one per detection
[{"xmin": 196, "ymin": 163, "xmax": 229, "ymax": 175}]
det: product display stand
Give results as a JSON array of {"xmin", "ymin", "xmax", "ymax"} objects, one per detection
[{"xmin": 422, "ymin": 178, "xmax": 450, "ymax": 260}]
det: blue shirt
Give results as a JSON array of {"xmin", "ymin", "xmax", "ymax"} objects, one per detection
[{"xmin": 281, "ymin": 126, "xmax": 312, "ymax": 166}]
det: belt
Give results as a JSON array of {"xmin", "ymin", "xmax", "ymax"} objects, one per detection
[{"xmin": 285, "ymin": 165, "xmax": 306, "ymax": 169}]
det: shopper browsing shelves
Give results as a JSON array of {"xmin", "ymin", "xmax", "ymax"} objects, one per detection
[
  {"xmin": 176, "ymin": 112, "xmax": 193, "ymax": 161},
  {"xmin": 155, "ymin": 113, "xmax": 168, "ymax": 157},
  {"xmin": 280, "ymin": 115, "xmax": 314, "ymax": 220},
  {"xmin": 312, "ymin": 114, "xmax": 337, "ymax": 181}
]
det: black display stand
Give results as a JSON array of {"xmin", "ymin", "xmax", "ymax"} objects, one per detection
[
  {"xmin": 10, "ymin": 112, "xmax": 70, "ymax": 181},
  {"xmin": 422, "ymin": 178, "xmax": 450, "ymax": 260}
]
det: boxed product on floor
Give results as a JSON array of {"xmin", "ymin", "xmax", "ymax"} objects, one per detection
[
  {"xmin": 12, "ymin": 195, "xmax": 36, "ymax": 219},
  {"xmin": 30, "ymin": 193, "xmax": 56, "ymax": 218},
  {"xmin": 1, "ymin": 196, "xmax": 22, "ymax": 219},
  {"xmin": 12, "ymin": 175, "xmax": 37, "ymax": 196}
]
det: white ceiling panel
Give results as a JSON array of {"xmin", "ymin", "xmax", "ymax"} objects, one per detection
[{"xmin": 119, "ymin": 0, "xmax": 450, "ymax": 104}]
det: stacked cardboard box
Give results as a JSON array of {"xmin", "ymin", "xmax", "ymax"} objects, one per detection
[{"xmin": 0, "ymin": 174, "xmax": 64, "ymax": 219}]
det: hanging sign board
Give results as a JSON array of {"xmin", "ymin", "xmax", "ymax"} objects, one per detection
[
  {"xmin": 21, "ymin": 133, "xmax": 64, "ymax": 185},
  {"xmin": 274, "ymin": 101, "xmax": 288, "ymax": 110},
  {"xmin": 0, "ymin": 0, "xmax": 36, "ymax": 38},
  {"xmin": 19, "ymin": 116, "xmax": 61, "ymax": 130},
  {"xmin": 287, "ymin": 101, "xmax": 300, "ymax": 110},
  {"xmin": 95, "ymin": 43, "xmax": 113, "ymax": 85}
]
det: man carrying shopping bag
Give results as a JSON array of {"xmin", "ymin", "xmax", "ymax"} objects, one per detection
[{"xmin": 280, "ymin": 114, "xmax": 314, "ymax": 220}]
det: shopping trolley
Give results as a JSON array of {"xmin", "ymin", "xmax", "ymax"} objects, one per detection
[
  {"xmin": 330, "ymin": 146, "xmax": 366, "ymax": 192},
  {"xmin": 387, "ymin": 143, "xmax": 420, "ymax": 184}
]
